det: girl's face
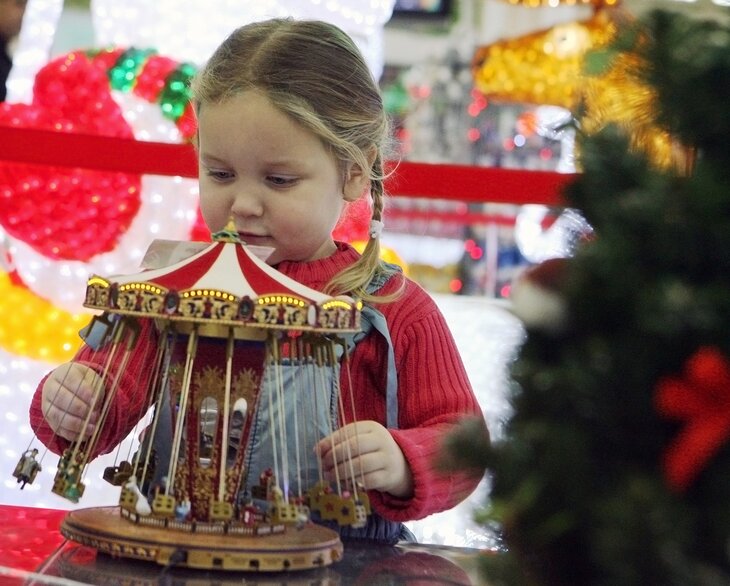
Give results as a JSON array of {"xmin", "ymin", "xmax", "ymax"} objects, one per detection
[{"xmin": 197, "ymin": 91, "xmax": 368, "ymax": 265}]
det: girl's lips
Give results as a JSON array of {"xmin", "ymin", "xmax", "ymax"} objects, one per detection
[{"xmin": 237, "ymin": 232, "xmax": 268, "ymax": 243}]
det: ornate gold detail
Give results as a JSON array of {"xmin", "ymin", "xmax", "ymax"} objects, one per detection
[
  {"xmin": 116, "ymin": 288, "xmax": 165, "ymax": 314},
  {"xmin": 233, "ymin": 367, "xmax": 260, "ymax": 400},
  {"xmin": 318, "ymin": 303, "xmax": 358, "ymax": 330},
  {"xmin": 253, "ymin": 300, "xmax": 308, "ymax": 328}
]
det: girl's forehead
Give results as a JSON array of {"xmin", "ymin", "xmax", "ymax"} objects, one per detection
[
  {"xmin": 200, "ymin": 92, "xmax": 295, "ymax": 128},
  {"xmin": 200, "ymin": 93, "xmax": 317, "ymax": 142},
  {"xmin": 197, "ymin": 93, "xmax": 333, "ymax": 166}
]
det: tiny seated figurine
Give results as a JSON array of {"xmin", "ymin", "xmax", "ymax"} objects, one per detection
[{"xmin": 14, "ymin": 448, "xmax": 42, "ymax": 489}]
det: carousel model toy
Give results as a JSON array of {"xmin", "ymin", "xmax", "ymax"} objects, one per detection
[{"xmin": 15, "ymin": 222, "xmax": 371, "ymax": 572}]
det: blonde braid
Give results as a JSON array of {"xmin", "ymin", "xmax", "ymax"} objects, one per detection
[{"xmin": 325, "ymin": 154, "xmax": 404, "ymax": 304}]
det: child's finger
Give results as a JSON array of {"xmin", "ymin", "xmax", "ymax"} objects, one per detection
[
  {"xmin": 54, "ymin": 412, "xmax": 97, "ymax": 441},
  {"xmin": 43, "ymin": 395, "xmax": 98, "ymax": 441},
  {"xmin": 49, "ymin": 365, "xmax": 103, "ymax": 405},
  {"xmin": 47, "ymin": 387, "xmax": 100, "ymax": 422}
]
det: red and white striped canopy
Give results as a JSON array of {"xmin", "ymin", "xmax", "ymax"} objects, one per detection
[{"xmin": 111, "ymin": 240, "xmax": 336, "ymax": 304}]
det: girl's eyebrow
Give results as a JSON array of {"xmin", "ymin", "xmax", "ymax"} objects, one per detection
[
  {"xmin": 199, "ymin": 151, "xmax": 310, "ymax": 171},
  {"xmin": 198, "ymin": 153, "xmax": 229, "ymax": 165}
]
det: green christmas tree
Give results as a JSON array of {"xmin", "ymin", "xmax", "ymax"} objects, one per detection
[{"xmin": 446, "ymin": 8, "xmax": 730, "ymax": 585}]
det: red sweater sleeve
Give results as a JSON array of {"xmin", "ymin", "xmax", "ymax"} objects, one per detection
[
  {"xmin": 346, "ymin": 278, "xmax": 486, "ymax": 522},
  {"xmin": 29, "ymin": 318, "xmax": 160, "ymax": 457}
]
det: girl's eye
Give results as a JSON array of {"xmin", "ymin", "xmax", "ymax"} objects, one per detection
[
  {"xmin": 266, "ymin": 175, "xmax": 296, "ymax": 186},
  {"xmin": 206, "ymin": 169, "xmax": 233, "ymax": 181}
]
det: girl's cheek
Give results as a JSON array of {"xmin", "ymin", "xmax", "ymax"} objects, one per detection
[{"xmin": 198, "ymin": 197, "xmax": 221, "ymax": 228}]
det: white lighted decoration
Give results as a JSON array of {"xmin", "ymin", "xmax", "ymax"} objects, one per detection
[
  {"xmin": 5, "ymin": 0, "xmax": 65, "ymax": 103},
  {"xmin": 534, "ymin": 105, "xmax": 576, "ymax": 174},
  {"xmin": 90, "ymin": 0, "xmax": 396, "ymax": 77},
  {"xmin": 515, "ymin": 205, "xmax": 593, "ymax": 264}
]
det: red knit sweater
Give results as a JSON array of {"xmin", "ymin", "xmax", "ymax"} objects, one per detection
[{"xmin": 30, "ymin": 242, "xmax": 485, "ymax": 522}]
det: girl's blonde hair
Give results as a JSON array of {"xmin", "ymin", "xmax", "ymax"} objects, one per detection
[{"xmin": 190, "ymin": 18, "xmax": 402, "ymax": 303}]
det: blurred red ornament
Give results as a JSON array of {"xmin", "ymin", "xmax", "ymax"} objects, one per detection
[
  {"xmin": 189, "ymin": 206, "xmax": 212, "ymax": 243},
  {"xmin": 654, "ymin": 346, "xmax": 730, "ymax": 491},
  {"xmin": 509, "ymin": 257, "xmax": 569, "ymax": 332},
  {"xmin": 0, "ymin": 51, "xmax": 141, "ymax": 261}
]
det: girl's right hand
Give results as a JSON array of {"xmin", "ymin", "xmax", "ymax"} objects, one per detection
[{"xmin": 41, "ymin": 362, "xmax": 105, "ymax": 442}]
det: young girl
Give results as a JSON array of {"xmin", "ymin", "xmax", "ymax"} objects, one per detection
[{"xmin": 30, "ymin": 18, "xmax": 486, "ymax": 544}]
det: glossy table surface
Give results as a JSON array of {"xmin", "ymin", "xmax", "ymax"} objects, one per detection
[{"xmin": 0, "ymin": 505, "xmax": 490, "ymax": 585}]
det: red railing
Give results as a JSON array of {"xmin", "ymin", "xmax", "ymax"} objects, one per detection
[{"xmin": 0, "ymin": 125, "xmax": 573, "ymax": 206}]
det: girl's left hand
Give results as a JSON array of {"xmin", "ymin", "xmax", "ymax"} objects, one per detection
[{"xmin": 316, "ymin": 420, "xmax": 414, "ymax": 499}]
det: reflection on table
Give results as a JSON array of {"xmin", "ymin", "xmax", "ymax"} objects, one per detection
[{"xmin": 36, "ymin": 539, "xmax": 486, "ymax": 585}]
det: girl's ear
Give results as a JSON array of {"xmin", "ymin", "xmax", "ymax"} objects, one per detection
[
  {"xmin": 342, "ymin": 148, "xmax": 377, "ymax": 202},
  {"xmin": 342, "ymin": 166, "xmax": 369, "ymax": 202}
]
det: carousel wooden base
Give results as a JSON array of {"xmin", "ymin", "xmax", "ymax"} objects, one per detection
[{"xmin": 60, "ymin": 506, "xmax": 344, "ymax": 572}]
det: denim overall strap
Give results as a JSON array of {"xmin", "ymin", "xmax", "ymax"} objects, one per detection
[
  {"xmin": 356, "ymin": 305, "xmax": 398, "ymax": 430},
  {"xmin": 345, "ymin": 261, "xmax": 403, "ymax": 430}
]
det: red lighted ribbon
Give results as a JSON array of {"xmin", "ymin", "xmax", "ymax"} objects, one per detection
[
  {"xmin": 0, "ymin": 125, "xmax": 572, "ymax": 205},
  {"xmin": 654, "ymin": 346, "xmax": 730, "ymax": 491}
]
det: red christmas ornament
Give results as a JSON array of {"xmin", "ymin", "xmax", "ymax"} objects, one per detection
[
  {"xmin": 654, "ymin": 346, "xmax": 730, "ymax": 491},
  {"xmin": 0, "ymin": 52, "xmax": 141, "ymax": 261}
]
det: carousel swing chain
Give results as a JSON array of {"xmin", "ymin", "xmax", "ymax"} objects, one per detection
[
  {"xmin": 216, "ymin": 326, "xmax": 235, "ymax": 505},
  {"xmin": 131, "ymin": 323, "xmax": 175, "ymax": 489},
  {"xmin": 168, "ymin": 326, "xmax": 200, "ymax": 487}
]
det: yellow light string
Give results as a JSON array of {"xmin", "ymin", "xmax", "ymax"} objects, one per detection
[{"xmin": 472, "ymin": 11, "xmax": 618, "ymax": 109}]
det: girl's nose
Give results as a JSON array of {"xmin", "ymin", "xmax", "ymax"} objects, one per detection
[{"xmin": 230, "ymin": 188, "xmax": 263, "ymax": 217}]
